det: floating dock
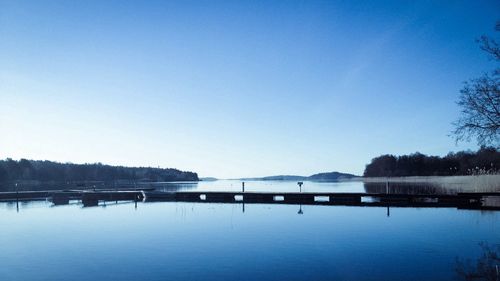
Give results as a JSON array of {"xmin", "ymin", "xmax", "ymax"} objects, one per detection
[
  {"xmin": 0, "ymin": 188, "xmax": 149, "ymax": 207},
  {"xmin": 144, "ymin": 191, "xmax": 500, "ymax": 210},
  {"xmin": 0, "ymin": 189, "xmax": 498, "ymax": 210}
]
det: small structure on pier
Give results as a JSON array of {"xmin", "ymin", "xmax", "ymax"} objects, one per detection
[{"xmin": 297, "ymin": 182, "xmax": 303, "ymax": 192}]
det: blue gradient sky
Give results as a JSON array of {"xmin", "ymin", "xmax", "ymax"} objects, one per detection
[{"xmin": 1, "ymin": 1, "xmax": 499, "ymax": 178}]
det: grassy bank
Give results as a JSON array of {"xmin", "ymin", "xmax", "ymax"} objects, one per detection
[{"xmin": 363, "ymin": 175, "xmax": 500, "ymax": 192}]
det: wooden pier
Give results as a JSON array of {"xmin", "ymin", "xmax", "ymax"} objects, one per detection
[
  {"xmin": 0, "ymin": 189, "xmax": 498, "ymax": 210},
  {"xmin": 143, "ymin": 191, "xmax": 500, "ymax": 210},
  {"xmin": 0, "ymin": 188, "xmax": 148, "ymax": 207}
]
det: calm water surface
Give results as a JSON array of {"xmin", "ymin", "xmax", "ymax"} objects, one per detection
[
  {"xmin": 0, "ymin": 180, "xmax": 498, "ymax": 281},
  {"xmin": 156, "ymin": 179, "xmax": 367, "ymax": 193}
]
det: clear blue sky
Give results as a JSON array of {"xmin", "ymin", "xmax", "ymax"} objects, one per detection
[{"xmin": 1, "ymin": 0, "xmax": 499, "ymax": 178}]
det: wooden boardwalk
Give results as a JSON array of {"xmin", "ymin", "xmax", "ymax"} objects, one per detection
[
  {"xmin": 144, "ymin": 191, "xmax": 500, "ymax": 210},
  {"xmin": 0, "ymin": 188, "xmax": 148, "ymax": 207},
  {"xmin": 0, "ymin": 189, "xmax": 498, "ymax": 210}
]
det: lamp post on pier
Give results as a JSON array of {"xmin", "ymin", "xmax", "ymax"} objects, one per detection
[{"xmin": 297, "ymin": 181, "xmax": 303, "ymax": 193}]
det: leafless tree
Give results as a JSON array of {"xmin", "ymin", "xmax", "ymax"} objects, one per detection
[{"xmin": 453, "ymin": 22, "xmax": 500, "ymax": 147}]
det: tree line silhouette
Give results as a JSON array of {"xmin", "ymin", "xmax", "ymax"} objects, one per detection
[
  {"xmin": 364, "ymin": 147, "xmax": 500, "ymax": 177},
  {"xmin": 0, "ymin": 159, "xmax": 199, "ymax": 183}
]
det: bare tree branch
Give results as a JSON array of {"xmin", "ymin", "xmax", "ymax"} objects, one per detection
[{"xmin": 453, "ymin": 23, "xmax": 500, "ymax": 147}]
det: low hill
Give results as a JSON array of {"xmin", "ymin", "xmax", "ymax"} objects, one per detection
[
  {"xmin": 261, "ymin": 175, "xmax": 307, "ymax": 181},
  {"xmin": 200, "ymin": 177, "xmax": 218, "ymax": 181},
  {"xmin": 308, "ymin": 171, "xmax": 357, "ymax": 181},
  {"xmin": 240, "ymin": 171, "xmax": 357, "ymax": 182}
]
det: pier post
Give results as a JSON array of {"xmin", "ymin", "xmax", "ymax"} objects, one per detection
[{"xmin": 15, "ymin": 183, "xmax": 19, "ymax": 213}]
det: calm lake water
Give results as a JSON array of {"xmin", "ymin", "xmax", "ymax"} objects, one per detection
[
  {"xmin": 155, "ymin": 179, "xmax": 367, "ymax": 193},
  {"xmin": 1, "ymin": 180, "xmax": 499, "ymax": 281}
]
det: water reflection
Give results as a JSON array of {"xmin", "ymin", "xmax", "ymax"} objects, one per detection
[
  {"xmin": 0, "ymin": 181, "xmax": 200, "ymax": 192},
  {"xmin": 156, "ymin": 181, "xmax": 199, "ymax": 192},
  {"xmin": 2, "ymin": 180, "xmax": 499, "ymax": 213},
  {"xmin": 3, "ymin": 178, "xmax": 499, "ymax": 195},
  {"xmin": 0, "ymin": 200, "xmax": 497, "ymax": 281},
  {"xmin": 363, "ymin": 182, "xmax": 454, "ymax": 195},
  {"xmin": 297, "ymin": 204, "xmax": 303, "ymax": 214},
  {"xmin": 455, "ymin": 243, "xmax": 500, "ymax": 281}
]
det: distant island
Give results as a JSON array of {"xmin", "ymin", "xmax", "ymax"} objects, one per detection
[
  {"xmin": 200, "ymin": 177, "xmax": 218, "ymax": 181},
  {"xmin": 0, "ymin": 159, "xmax": 199, "ymax": 184},
  {"xmin": 239, "ymin": 171, "xmax": 358, "ymax": 182}
]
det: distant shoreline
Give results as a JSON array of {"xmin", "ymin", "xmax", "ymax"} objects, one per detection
[{"xmin": 362, "ymin": 174, "xmax": 500, "ymax": 182}]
